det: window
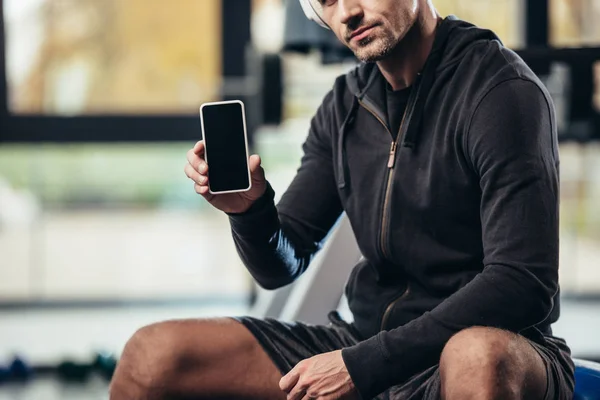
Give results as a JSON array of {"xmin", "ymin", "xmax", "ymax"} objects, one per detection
[
  {"xmin": 0, "ymin": 1, "xmax": 256, "ymax": 305},
  {"xmin": 4, "ymin": 0, "xmax": 222, "ymax": 115},
  {"xmin": 550, "ymin": 0, "xmax": 600, "ymax": 47},
  {"xmin": 435, "ymin": 0, "xmax": 522, "ymax": 48}
]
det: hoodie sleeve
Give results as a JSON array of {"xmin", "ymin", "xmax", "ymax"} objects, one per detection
[
  {"xmin": 341, "ymin": 78, "xmax": 560, "ymax": 398},
  {"xmin": 228, "ymin": 90, "xmax": 344, "ymax": 290}
]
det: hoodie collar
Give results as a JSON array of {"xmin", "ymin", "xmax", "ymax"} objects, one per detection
[
  {"xmin": 337, "ymin": 16, "xmax": 501, "ymax": 189},
  {"xmin": 347, "ymin": 15, "xmax": 458, "ymax": 148}
]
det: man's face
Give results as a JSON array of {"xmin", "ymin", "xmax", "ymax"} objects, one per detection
[{"xmin": 319, "ymin": 0, "xmax": 420, "ymax": 62}]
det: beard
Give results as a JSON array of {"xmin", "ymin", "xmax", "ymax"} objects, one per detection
[
  {"xmin": 346, "ymin": 22, "xmax": 402, "ymax": 63},
  {"xmin": 352, "ymin": 33, "xmax": 397, "ymax": 62}
]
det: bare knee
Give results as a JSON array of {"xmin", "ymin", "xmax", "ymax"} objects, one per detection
[
  {"xmin": 439, "ymin": 327, "xmax": 526, "ymax": 400},
  {"xmin": 109, "ymin": 320, "xmax": 193, "ymax": 400}
]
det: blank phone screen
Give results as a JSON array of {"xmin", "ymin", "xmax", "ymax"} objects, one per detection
[{"xmin": 201, "ymin": 102, "xmax": 250, "ymax": 193}]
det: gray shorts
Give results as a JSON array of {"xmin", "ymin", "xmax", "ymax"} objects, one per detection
[{"xmin": 235, "ymin": 312, "xmax": 574, "ymax": 400}]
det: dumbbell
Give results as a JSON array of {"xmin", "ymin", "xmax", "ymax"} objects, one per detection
[
  {"xmin": 0, "ymin": 356, "xmax": 33, "ymax": 384},
  {"xmin": 0, "ymin": 364, "xmax": 10, "ymax": 384},
  {"xmin": 10, "ymin": 356, "xmax": 33, "ymax": 381},
  {"xmin": 56, "ymin": 352, "xmax": 118, "ymax": 382},
  {"xmin": 93, "ymin": 352, "xmax": 118, "ymax": 380},
  {"xmin": 56, "ymin": 359, "xmax": 93, "ymax": 382}
]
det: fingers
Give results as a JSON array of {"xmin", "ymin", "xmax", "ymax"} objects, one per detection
[
  {"xmin": 281, "ymin": 366, "xmax": 311, "ymax": 400},
  {"xmin": 184, "ymin": 163, "xmax": 208, "ymax": 186},
  {"xmin": 186, "ymin": 144, "xmax": 208, "ymax": 175},
  {"xmin": 185, "ymin": 163, "xmax": 213, "ymax": 202},
  {"xmin": 194, "ymin": 183, "xmax": 214, "ymax": 202},
  {"xmin": 287, "ymin": 383, "xmax": 308, "ymax": 400},
  {"xmin": 186, "ymin": 141, "xmax": 212, "ymax": 202},
  {"xmin": 279, "ymin": 369, "xmax": 300, "ymax": 393}
]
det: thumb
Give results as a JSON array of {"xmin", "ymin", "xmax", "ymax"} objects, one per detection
[{"xmin": 249, "ymin": 154, "xmax": 262, "ymax": 174}]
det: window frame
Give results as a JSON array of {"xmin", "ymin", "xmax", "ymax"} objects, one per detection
[{"xmin": 0, "ymin": 0, "xmax": 251, "ymax": 143}]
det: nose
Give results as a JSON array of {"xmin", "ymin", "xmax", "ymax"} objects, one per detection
[{"xmin": 338, "ymin": 0, "xmax": 363, "ymax": 25}]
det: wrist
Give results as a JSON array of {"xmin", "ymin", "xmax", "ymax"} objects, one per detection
[{"xmin": 227, "ymin": 182, "xmax": 273, "ymax": 216}]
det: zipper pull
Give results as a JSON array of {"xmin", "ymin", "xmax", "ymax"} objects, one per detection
[{"xmin": 387, "ymin": 142, "xmax": 397, "ymax": 168}]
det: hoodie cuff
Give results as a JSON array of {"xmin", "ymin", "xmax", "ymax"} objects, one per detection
[
  {"xmin": 341, "ymin": 333, "xmax": 398, "ymax": 400},
  {"xmin": 228, "ymin": 182, "xmax": 277, "ymax": 236}
]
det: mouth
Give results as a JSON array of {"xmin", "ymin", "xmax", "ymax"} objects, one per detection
[{"xmin": 349, "ymin": 25, "xmax": 377, "ymax": 42}]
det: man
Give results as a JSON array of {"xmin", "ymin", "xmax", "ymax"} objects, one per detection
[{"xmin": 110, "ymin": 0, "xmax": 575, "ymax": 399}]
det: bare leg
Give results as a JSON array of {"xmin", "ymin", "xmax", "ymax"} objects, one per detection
[
  {"xmin": 109, "ymin": 318, "xmax": 286, "ymax": 400},
  {"xmin": 439, "ymin": 327, "xmax": 548, "ymax": 400}
]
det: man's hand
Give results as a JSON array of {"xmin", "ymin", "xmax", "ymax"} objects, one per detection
[
  {"xmin": 184, "ymin": 140, "xmax": 267, "ymax": 213},
  {"xmin": 279, "ymin": 350, "xmax": 359, "ymax": 400}
]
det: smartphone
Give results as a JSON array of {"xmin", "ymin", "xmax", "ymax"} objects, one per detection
[{"xmin": 199, "ymin": 100, "xmax": 252, "ymax": 194}]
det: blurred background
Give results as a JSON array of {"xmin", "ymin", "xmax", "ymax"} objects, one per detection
[{"xmin": 0, "ymin": 0, "xmax": 599, "ymax": 398}]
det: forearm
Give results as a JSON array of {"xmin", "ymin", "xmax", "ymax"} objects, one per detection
[{"xmin": 228, "ymin": 182, "xmax": 327, "ymax": 290}]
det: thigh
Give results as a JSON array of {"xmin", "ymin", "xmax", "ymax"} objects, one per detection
[
  {"xmin": 176, "ymin": 318, "xmax": 287, "ymax": 399},
  {"xmin": 110, "ymin": 317, "xmax": 287, "ymax": 400}
]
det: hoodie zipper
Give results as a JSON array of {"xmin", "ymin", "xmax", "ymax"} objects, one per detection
[
  {"xmin": 357, "ymin": 99, "xmax": 411, "ymax": 331},
  {"xmin": 357, "ymin": 100, "xmax": 409, "ymax": 260}
]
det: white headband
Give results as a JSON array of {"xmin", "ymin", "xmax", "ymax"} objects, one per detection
[{"xmin": 298, "ymin": 0, "xmax": 329, "ymax": 29}]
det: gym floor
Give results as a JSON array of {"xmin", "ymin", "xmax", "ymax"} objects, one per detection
[{"xmin": 0, "ymin": 378, "xmax": 108, "ymax": 400}]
